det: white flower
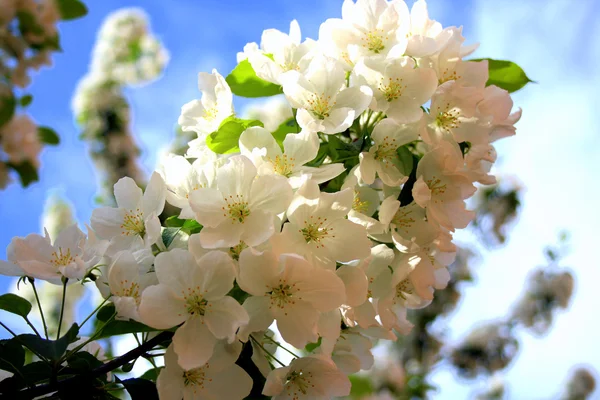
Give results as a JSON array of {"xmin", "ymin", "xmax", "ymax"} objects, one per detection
[
  {"xmin": 477, "ymin": 85, "xmax": 522, "ymax": 142},
  {"xmin": 138, "ymin": 249, "xmax": 249, "ymax": 369},
  {"xmin": 178, "ymin": 69, "xmax": 234, "ymax": 136},
  {"xmin": 242, "ymin": 20, "xmax": 315, "ymax": 84},
  {"xmin": 281, "ymin": 55, "xmax": 372, "ymax": 134},
  {"xmin": 91, "ymin": 172, "xmax": 166, "ymax": 252},
  {"xmin": 318, "ymin": 0, "xmax": 410, "ymax": 67},
  {"xmin": 5, "ymin": 224, "xmax": 106, "ymax": 283},
  {"xmin": 263, "ymin": 355, "xmax": 351, "ymax": 399},
  {"xmin": 353, "ymin": 56, "xmax": 437, "ymax": 123},
  {"xmin": 157, "ymin": 342, "xmax": 252, "ymax": 400},
  {"xmin": 423, "ymin": 81, "xmax": 488, "ymax": 146},
  {"xmin": 108, "ymin": 250, "xmax": 157, "ymax": 321},
  {"xmin": 272, "ymin": 179, "xmax": 372, "ymax": 270},
  {"xmin": 237, "ymin": 249, "xmax": 345, "ymax": 348},
  {"xmin": 239, "ymin": 126, "xmax": 344, "ymax": 188},
  {"xmin": 405, "ymin": 0, "xmax": 444, "ymax": 57},
  {"xmin": 341, "ymin": 166, "xmax": 383, "ymax": 234},
  {"xmin": 359, "ymin": 119, "xmax": 419, "ymax": 186},
  {"xmin": 159, "ymin": 155, "xmax": 217, "ymax": 219},
  {"xmin": 321, "ymin": 329, "xmax": 374, "ymax": 374},
  {"xmin": 189, "ymin": 155, "xmax": 293, "ymax": 249},
  {"xmin": 243, "ymin": 95, "xmax": 293, "ymax": 131},
  {"xmin": 427, "ymin": 27, "xmax": 481, "ymax": 86},
  {"xmin": 412, "ymin": 141, "xmax": 476, "ymax": 230}
]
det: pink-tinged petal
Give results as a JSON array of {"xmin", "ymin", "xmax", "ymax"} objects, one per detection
[
  {"xmin": 237, "ymin": 295, "xmax": 274, "ymax": 342},
  {"xmin": 154, "ymin": 249, "xmax": 199, "ymax": 295},
  {"xmin": 53, "ymin": 225, "xmax": 85, "ymax": 254},
  {"xmin": 318, "ymin": 309, "xmax": 341, "ymax": 340},
  {"xmin": 275, "ymin": 300, "xmax": 319, "ymax": 348},
  {"xmin": 359, "ymin": 152, "xmax": 377, "ymax": 184},
  {"xmin": 205, "ymin": 296, "xmax": 249, "ymax": 341},
  {"xmin": 336, "ymin": 265, "xmax": 368, "ymax": 307},
  {"xmin": 239, "ymin": 210, "xmax": 276, "ymax": 247},
  {"xmin": 249, "ymin": 175, "xmax": 292, "ymax": 214},
  {"xmin": 19, "ymin": 260, "xmax": 60, "ymax": 281},
  {"xmin": 113, "ymin": 177, "xmax": 142, "ymax": 210},
  {"xmin": 138, "ymin": 285, "xmax": 187, "ymax": 329},
  {"xmin": 322, "ymin": 219, "xmax": 371, "ymax": 263},
  {"xmin": 172, "ymin": 316, "xmax": 217, "ymax": 370},
  {"xmin": 189, "ymin": 188, "xmax": 227, "ymax": 228},
  {"xmin": 293, "ymin": 266, "xmax": 346, "ymax": 312},
  {"xmin": 156, "ymin": 346, "xmax": 185, "ymax": 400},
  {"xmin": 205, "ymin": 364, "xmax": 253, "ymax": 400},
  {"xmin": 238, "ymin": 249, "xmax": 279, "ymax": 296},
  {"xmin": 196, "ymin": 251, "xmax": 236, "ymax": 300}
]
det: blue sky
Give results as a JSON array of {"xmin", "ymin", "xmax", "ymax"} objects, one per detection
[{"xmin": 1, "ymin": 0, "xmax": 599, "ymax": 398}]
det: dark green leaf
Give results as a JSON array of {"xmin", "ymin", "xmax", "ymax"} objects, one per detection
[
  {"xmin": 161, "ymin": 227, "xmax": 181, "ymax": 248},
  {"xmin": 121, "ymin": 359, "xmax": 136, "ymax": 372},
  {"xmin": 396, "ymin": 146, "xmax": 414, "ymax": 176},
  {"xmin": 349, "ymin": 375, "xmax": 374, "ymax": 398},
  {"xmin": 471, "ymin": 58, "xmax": 533, "ymax": 93},
  {"xmin": 206, "ymin": 117, "xmax": 263, "ymax": 154},
  {"xmin": 271, "ymin": 117, "xmax": 299, "ymax": 149},
  {"xmin": 0, "ymin": 293, "xmax": 32, "ymax": 318},
  {"xmin": 19, "ymin": 94, "xmax": 33, "ymax": 107},
  {"xmin": 66, "ymin": 351, "xmax": 104, "ymax": 372},
  {"xmin": 0, "ymin": 93, "xmax": 16, "ymax": 127},
  {"xmin": 121, "ymin": 378, "xmax": 159, "ymax": 400},
  {"xmin": 17, "ymin": 323, "xmax": 79, "ymax": 361},
  {"xmin": 165, "ymin": 217, "xmax": 202, "ymax": 235},
  {"xmin": 7, "ymin": 161, "xmax": 39, "ymax": 187},
  {"xmin": 56, "ymin": 0, "xmax": 88, "ymax": 20},
  {"xmin": 140, "ymin": 367, "xmax": 163, "ymax": 382},
  {"xmin": 0, "ymin": 339, "xmax": 25, "ymax": 373},
  {"xmin": 38, "ymin": 126, "xmax": 60, "ymax": 145},
  {"xmin": 226, "ymin": 60, "xmax": 283, "ymax": 98},
  {"xmin": 16, "ymin": 11, "xmax": 44, "ymax": 37},
  {"xmin": 95, "ymin": 304, "xmax": 155, "ymax": 339}
]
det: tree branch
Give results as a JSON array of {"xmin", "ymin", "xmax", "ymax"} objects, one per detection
[{"xmin": 8, "ymin": 331, "xmax": 173, "ymax": 399}]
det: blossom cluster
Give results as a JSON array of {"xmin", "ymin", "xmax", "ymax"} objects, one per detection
[
  {"xmin": 1, "ymin": 0, "xmax": 522, "ymax": 398},
  {"xmin": 0, "ymin": 0, "xmax": 85, "ymax": 188},
  {"xmin": 72, "ymin": 8, "xmax": 168, "ymax": 202}
]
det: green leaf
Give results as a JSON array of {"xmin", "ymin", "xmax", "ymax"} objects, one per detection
[
  {"xmin": 140, "ymin": 367, "xmax": 163, "ymax": 382},
  {"xmin": 0, "ymin": 93, "xmax": 16, "ymax": 128},
  {"xmin": 396, "ymin": 146, "xmax": 414, "ymax": 176},
  {"xmin": 17, "ymin": 323, "xmax": 79, "ymax": 361},
  {"xmin": 38, "ymin": 126, "xmax": 60, "ymax": 145},
  {"xmin": 349, "ymin": 375, "xmax": 374, "ymax": 398},
  {"xmin": 7, "ymin": 161, "xmax": 39, "ymax": 187},
  {"xmin": 304, "ymin": 337, "xmax": 322, "ymax": 353},
  {"xmin": 94, "ymin": 304, "xmax": 155, "ymax": 339},
  {"xmin": 121, "ymin": 378, "xmax": 159, "ymax": 400},
  {"xmin": 66, "ymin": 351, "xmax": 104, "ymax": 372},
  {"xmin": 19, "ymin": 94, "xmax": 33, "ymax": 107},
  {"xmin": 0, "ymin": 293, "xmax": 32, "ymax": 318},
  {"xmin": 271, "ymin": 117, "xmax": 300, "ymax": 149},
  {"xmin": 471, "ymin": 58, "xmax": 533, "ymax": 93},
  {"xmin": 0, "ymin": 339, "xmax": 25, "ymax": 373},
  {"xmin": 226, "ymin": 60, "xmax": 283, "ymax": 98},
  {"xmin": 161, "ymin": 227, "xmax": 181, "ymax": 249},
  {"xmin": 206, "ymin": 116, "xmax": 263, "ymax": 154},
  {"xmin": 56, "ymin": 0, "xmax": 88, "ymax": 20},
  {"xmin": 164, "ymin": 216, "xmax": 202, "ymax": 235}
]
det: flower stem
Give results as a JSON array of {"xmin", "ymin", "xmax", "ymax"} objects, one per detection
[
  {"xmin": 24, "ymin": 316, "xmax": 41, "ymax": 337},
  {"xmin": 250, "ymin": 334, "xmax": 286, "ymax": 367},
  {"xmin": 30, "ymin": 278, "xmax": 49, "ymax": 339},
  {"xmin": 56, "ymin": 278, "xmax": 68, "ymax": 340},
  {"xmin": 79, "ymin": 296, "xmax": 111, "ymax": 330}
]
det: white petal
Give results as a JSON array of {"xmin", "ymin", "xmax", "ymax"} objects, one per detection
[
  {"xmin": 237, "ymin": 295, "xmax": 274, "ymax": 342},
  {"xmin": 142, "ymin": 172, "xmax": 167, "ymax": 217},
  {"xmin": 249, "ymin": 175, "xmax": 293, "ymax": 214},
  {"xmin": 189, "ymin": 188, "xmax": 227, "ymax": 228},
  {"xmin": 173, "ymin": 316, "xmax": 217, "ymax": 370},
  {"xmin": 138, "ymin": 285, "xmax": 187, "ymax": 329},
  {"xmin": 196, "ymin": 250, "xmax": 236, "ymax": 300},
  {"xmin": 113, "ymin": 177, "xmax": 142, "ymax": 210},
  {"xmin": 205, "ymin": 296, "xmax": 249, "ymax": 341},
  {"xmin": 238, "ymin": 249, "xmax": 279, "ymax": 295}
]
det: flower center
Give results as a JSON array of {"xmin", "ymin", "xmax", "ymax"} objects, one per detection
[
  {"xmin": 121, "ymin": 208, "xmax": 145, "ymax": 236},
  {"xmin": 50, "ymin": 247, "xmax": 74, "ymax": 268},
  {"xmin": 362, "ymin": 29, "xmax": 387, "ymax": 53},
  {"xmin": 300, "ymin": 216, "xmax": 332, "ymax": 247},
  {"xmin": 269, "ymin": 281, "xmax": 297, "ymax": 312},
  {"xmin": 353, "ymin": 190, "xmax": 369, "ymax": 213},
  {"xmin": 373, "ymin": 135, "xmax": 398, "ymax": 165},
  {"xmin": 222, "ymin": 195, "xmax": 251, "ymax": 223},
  {"xmin": 439, "ymin": 68, "xmax": 462, "ymax": 84},
  {"xmin": 270, "ymin": 154, "xmax": 296, "ymax": 177},
  {"xmin": 228, "ymin": 241, "xmax": 248, "ymax": 261},
  {"xmin": 307, "ymin": 92, "xmax": 335, "ymax": 120},
  {"xmin": 395, "ymin": 278, "xmax": 414, "ymax": 301},
  {"xmin": 391, "ymin": 208, "xmax": 416, "ymax": 231},
  {"xmin": 379, "ymin": 77, "xmax": 405, "ymax": 102},
  {"xmin": 285, "ymin": 369, "xmax": 314, "ymax": 396},
  {"xmin": 183, "ymin": 365, "xmax": 211, "ymax": 390},
  {"xmin": 185, "ymin": 293, "xmax": 208, "ymax": 316},
  {"xmin": 119, "ymin": 279, "xmax": 141, "ymax": 304},
  {"xmin": 426, "ymin": 176, "xmax": 447, "ymax": 197},
  {"xmin": 435, "ymin": 108, "xmax": 460, "ymax": 131},
  {"xmin": 204, "ymin": 106, "xmax": 218, "ymax": 121}
]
